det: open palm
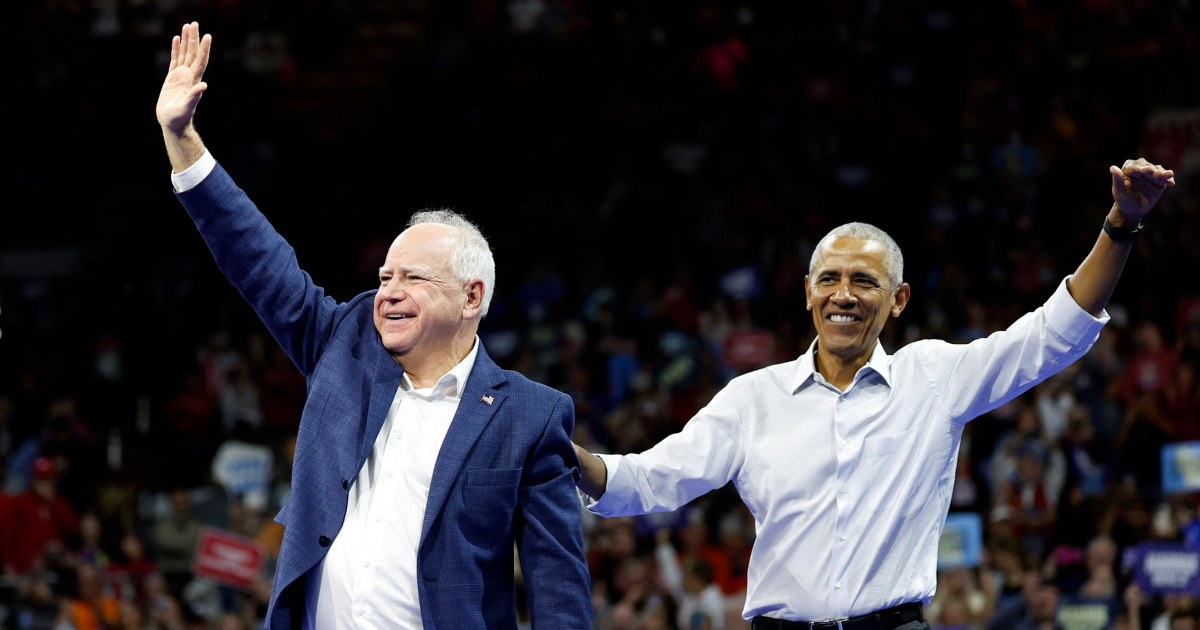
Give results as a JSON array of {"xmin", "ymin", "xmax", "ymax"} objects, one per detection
[{"xmin": 156, "ymin": 22, "xmax": 211, "ymax": 134}]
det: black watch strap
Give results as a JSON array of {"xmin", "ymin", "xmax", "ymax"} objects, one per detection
[{"xmin": 1103, "ymin": 216, "xmax": 1143, "ymax": 242}]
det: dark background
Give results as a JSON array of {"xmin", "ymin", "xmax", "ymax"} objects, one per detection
[{"xmin": 4, "ymin": 1, "xmax": 1197, "ymax": 397}]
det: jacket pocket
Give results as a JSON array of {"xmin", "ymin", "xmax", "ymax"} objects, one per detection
[{"xmin": 466, "ymin": 468, "xmax": 523, "ymax": 486}]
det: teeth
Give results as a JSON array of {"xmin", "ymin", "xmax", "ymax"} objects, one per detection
[
  {"xmin": 830, "ymin": 314, "xmax": 857, "ymax": 323},
  {"xmin": 387, "ymin": 315, "xmax": 409, "ymax": 320}
]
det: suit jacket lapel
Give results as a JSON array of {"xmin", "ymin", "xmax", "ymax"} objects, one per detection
[
  {"xmin": 358, "ymin": 348, "xmax": 405, "ymax": 472},
  {"xmin": 421, "ymin": 344, "xmax": 507, "ymax": 543}
]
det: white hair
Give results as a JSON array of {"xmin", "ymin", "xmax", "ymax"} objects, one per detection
[
  {"xmin": 809, "ymin": 222, "xmax": 904, "ymax": 287},
  {"xmin": 407, "ymin": 208, "xmax": 496, "ymax": 317}
]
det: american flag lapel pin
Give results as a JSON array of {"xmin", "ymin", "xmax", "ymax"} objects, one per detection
[{"xmin": 481, "ymin": 394, "xmax": 494, "ymax": 405}]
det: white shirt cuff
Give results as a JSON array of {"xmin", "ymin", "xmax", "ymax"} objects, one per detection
[
  {"xmin": 170, "ymin": 150, "xmax": 217, "ymax": 193},
  {"xmin": 1048, "ymin": 275, "xmax": 1110, "ymax": 344}
]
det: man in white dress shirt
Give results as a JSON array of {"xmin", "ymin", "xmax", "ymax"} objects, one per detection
[{"xmin": 574, "ymin": 158, "xmax": 1174, "ymax": 629}]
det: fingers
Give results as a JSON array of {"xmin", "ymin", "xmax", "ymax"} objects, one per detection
[
  {"xmin": 1109, "ymin": 165, "xmax": 1128, "ymax": 196},
  {"xmin": 169, "ymin": 35, "xmax": 180, "ymax": 72},
  {"xmin": 183, "ymin": 22, "xmax": 198, "ymax": 67},
  {"xmin": 1120, "ymin": 157, "xmax": 1175, "ymax": 186},
  {"xmin": 167, "ymin": 22, "xmax": 211, "ymax": 84},
  {"xmin": 197, "ymin": 33, "xmax": 212, "ymax": 71},
  {"xmin": 174, "ymin": 22, "xmax": 210, "ymax": 71}
]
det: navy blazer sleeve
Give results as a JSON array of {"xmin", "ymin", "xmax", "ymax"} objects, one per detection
[
  {"xmin": 517, "ymin": 392, "xmax": 592, "ymax": 629},
  {"xmin": 175, "ymin": 162, "xmax": 348, "ymax": 376}
]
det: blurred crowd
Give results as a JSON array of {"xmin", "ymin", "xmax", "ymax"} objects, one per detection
[{"xmin": 3, "ymin": 0, "xmax": 1200, "ymax": 629}]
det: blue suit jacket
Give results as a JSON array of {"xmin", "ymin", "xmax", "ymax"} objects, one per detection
[{"xmin": 176, "ymin": 164, "xmax": 592, "ymax": 629}]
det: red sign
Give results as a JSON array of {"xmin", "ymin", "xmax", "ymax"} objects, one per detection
[
  {"xmin": 723, "ymin": 329, "xmax": 774, "ymax": 370},
  {"xmin": 192, "ymin": 528, "xmax": 266, "ymax": 591},
  {"xmin": 1139, "ymin": 108, "xmax": 1200, "ymax": 175}
]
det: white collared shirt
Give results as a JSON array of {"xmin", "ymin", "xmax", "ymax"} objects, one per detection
[
  {"xmin": 306, "ymin": 339, "xmax": 481, "ymax": 629},
  {"xmin": 589, "ymin": 278, "xmax": 1106, "ymax": 622}
]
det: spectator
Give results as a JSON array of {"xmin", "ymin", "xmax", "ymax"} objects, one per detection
[
  {"xmin": 1125, "ymin": 584, "xmax": 1198, "ymax": 630},
  {"xmin": 1120, "ymin": 322, "xmax": 1176, "ymax": 411},
  {"xmin": 8, "ymin": 571, "xmax": 65, "ymax": 630},
  {"xmin": 925, "ymin": 566, "xmax": 995, "ymax": 630},
  {"xmin": 150, "ymin": 487, "xmax": 203, "ymax": 602},
  {"xmin": 1076, "ymin": 535, "xmax": 1119, "ymax": 601},
  {"xmin": 999, "ymin": 443, "xmax": 1065, "ymax": 558},
  {"xmin": 0, "ymin": 456, "xmax": 80, "ymax": 575},
  {"xmin": 66, "ymin": 563, "xmax": 121, "ymax": 630},
  {"xmin": 986, "ymin": 574, "xmax": 1062, "ymax": 630},
  {"xmin": 654, "ymin": 527, "xmax": 726, "ymax": 630},
  {"xmin": 74, "ymin": 511, "xmax": 111, "ymax": 570},
  {"xmin": 107, "ymin": 529, "xmax": 157, "ymax": 605}
]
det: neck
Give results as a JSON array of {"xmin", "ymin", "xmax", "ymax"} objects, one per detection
[
  {"xmin": 396, "ymin": 335, "xmax": 476, "ymax": 389},
  {"xmin": 814, "ymin": 345, "xmax": 870, "ymax": 392}
]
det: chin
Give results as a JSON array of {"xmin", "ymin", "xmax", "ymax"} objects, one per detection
[{"xmin": 380, "ymin": 334, "xmax": 412, "ymax": 355}]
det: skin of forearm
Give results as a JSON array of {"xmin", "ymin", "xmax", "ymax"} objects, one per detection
[
  {"xmin": 1066, "ymin": 205, "xmax": 1134, "ymax": 317},
  {"xmin": 573, "ymin": 445, "xmax": 608, "ymax": 499},
  {"xmin": 162, "ymin": 123, "xmax": 206, "ymax": 174}
]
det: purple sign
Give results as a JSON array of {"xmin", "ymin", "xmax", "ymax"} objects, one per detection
[{"xmin": 1132, "ymin": 543, "xmax": 1200, "ymax": 595}]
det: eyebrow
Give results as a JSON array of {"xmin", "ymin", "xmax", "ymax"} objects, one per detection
[
  {"xmin": 378, "ymin": 265, "xmax": 434, "ymax": 277},
  {"xmin": 815, "ymin": 269, "xmax": 883, "ymax": 283}
]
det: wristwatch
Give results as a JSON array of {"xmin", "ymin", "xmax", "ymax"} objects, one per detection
[{"xmin": 1102, "ymin": 216, "xmax": 1143, "ymax": 242}]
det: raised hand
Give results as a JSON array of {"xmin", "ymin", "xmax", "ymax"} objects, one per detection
[
  {"xmin": 1110, "ymin": 157, "xmax": 1175, "ymax": 222},
  {"xmin": 156, "ymin": 22, "xmax": 211, "ymax": 135}
]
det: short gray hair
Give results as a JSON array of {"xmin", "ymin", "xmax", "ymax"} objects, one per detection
[
  {"xmin": 407, "ymin": 208, "xmax": 496, "ymax": 317},
  {"xmin": 809, "ymin": 222, "xmax": 904, "ymax": 287}
]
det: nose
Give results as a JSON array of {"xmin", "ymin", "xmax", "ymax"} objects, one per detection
[
  {"xmin": 831, "ymin": 278, "xmax": 857, "ymax": 304},
  {"xmin": 379, "ymin": 278, "xmax": 406, "ymax": 301}
]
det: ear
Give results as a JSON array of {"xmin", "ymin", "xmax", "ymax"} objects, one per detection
[
  {"xmin": 891, "ymin": 282, "xmax": 911, "ymax": 318},
  {"xmin": 804, "ymin": 275, "xmax": 813, "ymax": 311},
  {"xmin": 463, "ymin": 279, "xmax": 485, "ymax": 319}
]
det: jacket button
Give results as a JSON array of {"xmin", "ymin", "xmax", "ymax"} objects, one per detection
[
  {"xmin": 319, "ymin": 535, "xmax": 331, "ymax": 547},
  {"xmin": 341, "ymin": 478, "xmax": 349, "ymax": 490}
]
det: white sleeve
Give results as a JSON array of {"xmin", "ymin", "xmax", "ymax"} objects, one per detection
[
  {"xmin": 921, "ymin": 276, "xmax": 1108, "ymax": 422},
  {"xmin": 588, "ymin": 381, "xmax": 744, "ymax": 517}
]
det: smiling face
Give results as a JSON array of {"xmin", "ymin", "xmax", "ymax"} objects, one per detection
[
  {"xmin": 373, "ymin": 223, "xmax": 484, "ymax": 376},
  {"xmin": 805, "ymin": 236, "xmax": 909, "ymax": 374}
]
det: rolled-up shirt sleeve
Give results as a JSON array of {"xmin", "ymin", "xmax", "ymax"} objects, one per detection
[{"xmin": 923, "ymin": 275, "xmax": 1110, "ymax": 422}]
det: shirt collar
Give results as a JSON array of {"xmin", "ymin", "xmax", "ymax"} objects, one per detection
[
  {"xmin": 400, "ymin": 336, "xmax": 481, "ymax": 399},
  {"xmin": 792, "ymin": 337, "xmax": 893, "ymax": 392}
]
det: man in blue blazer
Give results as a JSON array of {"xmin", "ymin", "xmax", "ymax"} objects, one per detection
[{"xmin": 155, "ymin": 22, "xmax": 592, "ymax": 629}]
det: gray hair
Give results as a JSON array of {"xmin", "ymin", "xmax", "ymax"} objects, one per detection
[
  {"xmin": 809, "ymin": 222, "xmax": 904, "ymax": 287},
  {"xmin": 407, "ymin": 208, "xmax": 496, "ymax": 317}
]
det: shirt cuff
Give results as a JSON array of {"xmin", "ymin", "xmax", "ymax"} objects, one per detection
[
  {"xmin": 583, "ymin": 454, "xmax": 623, "ymax": 514},
  {"xmin": 170, "ymin": 150, "xmax": 217, "ymax": 193},
  {"xmin": 1047, "ymin": 275, "xmax": 1110, "ymax": 344}
]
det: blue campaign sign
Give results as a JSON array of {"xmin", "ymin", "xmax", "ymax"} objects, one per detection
[
  {"xmin": 1132, "ymin": 542, "xmax": 1200, "ymax": 595},
  {"xmin": 1161, "ymin": 441, "xmax": 1200, "ymax": 494},
  {"xmin": 1185, "ymin": 519, "xmax": 1200, "ymax": 549},
  {"xmin": 938, "ymin": 512, "xmax": 983, "ymax": 570}
]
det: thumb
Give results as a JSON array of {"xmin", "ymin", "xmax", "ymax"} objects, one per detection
[{"xmin": 1110, "ymin": 165, "xmax": 1128, "ymax": 196}]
